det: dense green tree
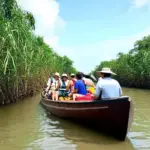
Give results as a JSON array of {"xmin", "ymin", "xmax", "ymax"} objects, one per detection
[
  {"xmin": 24, "ymin": 12, "xmax": 35, "ymax": 30},
  {"xmin": 90, "ymin": 35, "xmax": 150, "ymax": 89}
]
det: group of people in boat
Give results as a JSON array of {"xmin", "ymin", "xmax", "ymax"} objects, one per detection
[{"xmin": 45, "ymin": 67, "xmax": 122, "ymax": 100}]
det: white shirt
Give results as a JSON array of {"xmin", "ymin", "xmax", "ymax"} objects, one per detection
[
  {"xmin": 60, "ymin": 80, "xmax": 69, "ymax": 87},
  {"xmin": 98, "ymin": 77, "xmax": 102, "ymax": 81},
  {"xmin": 47, "ymin": 78, "xmax": 59, "ymax": 90},
  {"xmin": 95, "ymin": 77, "xmax": 122, "ymax": 99},
  {"xmin": 47, "ymin": 78, "xmax": 52, "ymax": 86}
]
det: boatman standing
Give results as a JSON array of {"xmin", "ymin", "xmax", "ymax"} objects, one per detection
[{"xmin": 94, "ymin": 68, "xmax": 122, "ymax": 100}]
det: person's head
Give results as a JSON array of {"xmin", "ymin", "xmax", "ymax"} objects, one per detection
[
  {"xmin": 71, "ymin": 73, "xmax": 75, "ymax": 79},
  {"xmin": 61, "ymin": 73, "xmax": 68, "ymax": 81},
  {"xmin": 80, "ymin": 72, "xmax": 84, "ymax": 78},
  {"xmin": 97, "ymin": 68, "xmax": 116, "ymax": 78},
  {"xmin": 54, "ymin": 72, "xmax": 60, "ymax": 80},
  {"xmin": 77, "ymin": 72, "xmax": 84, "ymax": 79},
  {"xmin": 76, "ymin": 72, "xmax": 82, "ymax": 80},
  {"xmin": 100, "ymin": 73, "xmax": 111, "ymax": 78}
]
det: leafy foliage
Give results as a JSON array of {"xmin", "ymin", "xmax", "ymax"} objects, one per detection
[
  {"xmin": 0, "ymin": 0, "xmax": 76, "ymax": 104},
  {"xmin": 90, "ymin": 36, "xmax": 150, "ymax": 89}
]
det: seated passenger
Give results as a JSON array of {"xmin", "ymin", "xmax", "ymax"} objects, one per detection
[
  {"xmin": 45, "ymin": 72, "xmax": 60, "ymax": 100},
  {"xmin": 80, "ymin": 72, "xmax": 96, "ymax": 88},
  {"xmin": 68, "ymin": 73, "xmax": 76, "ymax": 93},
  {"xmin": 73, "ymin": 72, "xmax": 87, "ymax": 101},
  {"xmin": 94, "ymin": 68, "xmax": 122, "ymax": 100},
  {"xmin": 46, "ymin": 74, "xmax": 54, "ymax": 88},
  {"xmin": 58, "ymin": 74, "xmax": 72, "ymax": 98},
  {"xmin": 70, "ymin": 73, "xmax": 77, "ymax": 86}
]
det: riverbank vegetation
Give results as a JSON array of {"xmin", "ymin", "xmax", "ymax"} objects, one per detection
[
  {"xmin": 90, "ymin": 35, "xmax": 150, "ymax": 89},
  {"xmin": 0, "ymin": 0, "xmax": 76, "ymax": 104}
]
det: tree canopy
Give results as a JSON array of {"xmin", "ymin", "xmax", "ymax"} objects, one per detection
[{"xmin": 90, "ymin": 35, "xmax": 150, "ymax": 89}]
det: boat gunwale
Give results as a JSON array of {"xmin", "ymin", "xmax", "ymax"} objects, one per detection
[{"xmin": 41, "ymin": 92, "xmax": 130, "ymax": 105}]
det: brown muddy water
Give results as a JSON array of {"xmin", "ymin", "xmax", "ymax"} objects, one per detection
[{"xmin": 0, "ymin": 88, "xmax": 150, "ymax": 150}]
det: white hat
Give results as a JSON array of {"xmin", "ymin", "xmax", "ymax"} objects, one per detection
[
  {"xmin": 54, "ymin": 72, "xmax": 60, "ymax": 77},
  {"xmin": 71, "ymin": 73, "xmax": 75, "ymax": 76},
  {"xmin": 97, "ymin": 67, "xmax": 116, "ymax": 75},
  {"xmin": 62, "ymin": 73, "xmax": 68, "ymax": 77}
]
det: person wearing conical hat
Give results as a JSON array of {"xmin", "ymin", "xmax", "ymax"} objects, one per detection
[{"xmin": 94, "ymin": 68, "xmax": 122, "ymax": 100}]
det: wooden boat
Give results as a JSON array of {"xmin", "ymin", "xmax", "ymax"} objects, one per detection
[{"xmin": 40, "ymin": 92, "xmax": 134, "ymax": 141}]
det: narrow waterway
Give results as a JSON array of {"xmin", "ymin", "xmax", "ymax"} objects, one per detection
[{"xmin": 0, "ymin": 88, "xmax": 149, "ymax": 150}]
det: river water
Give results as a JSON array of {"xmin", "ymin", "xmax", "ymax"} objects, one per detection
[{"xmin": 0, "ymin": 88, "xmax": 150, "ymax": 150}]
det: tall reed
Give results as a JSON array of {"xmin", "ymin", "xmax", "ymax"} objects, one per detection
[{"xmin": 0, "ymin": 0, "xmax": 76, "ymax": 104}]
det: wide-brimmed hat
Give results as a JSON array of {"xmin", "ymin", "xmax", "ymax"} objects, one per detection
[
  {"xmin": 54, "ymin": 72, "xmax": 60, "ymax": 77},
  {"xmin": 97, "ymin": 67, "xmax": 116, "ymax": 75},
  {"xmin": 61, "ymin": 73, "xmax": 68, "ymax": 78}
]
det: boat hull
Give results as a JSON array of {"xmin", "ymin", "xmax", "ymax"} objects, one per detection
[{"xmin": 40, "ymin": 94, "xmax": 134, "ymax": 141}]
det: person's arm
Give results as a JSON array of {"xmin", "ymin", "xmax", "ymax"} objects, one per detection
[
  {"xmin": 66, "ymin": 81, "xmax": 71, "ymax": 91},
  {"xmin": 46, "ymin": 86, "xmax": 50, "ymax": 92},
  {"xmin": 70, "ymin": 80, "xmax": 74, "ymax": 92},
  {"xmin": 47, "ymin": 78, "xmax": 51, "ymax": 86},
  {"xmin": 55, "ymin": 81, "xmax": 61, "ymax": 91},
  {"xmin": 118, "ymin": 83, "xmax": 122, "ymax": 96},
  {"xmin": 74, "ymin": 81, "xmax": 78, "ymax": 93},
  {"xmin": 94, "ymin": 82, "xmax": 101, "ymax": 100},
  {"xmin": 92, "ymin": 82, "xmax": 96, "ymax": 88},
  {"xmin": 46, "ymin": 78, "xmax": 51, "ymax": 92}
]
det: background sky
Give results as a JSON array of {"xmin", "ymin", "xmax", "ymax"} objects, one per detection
[{"xmin": 18, "ymin": 0, "xmax": 150, "ymax": 73}]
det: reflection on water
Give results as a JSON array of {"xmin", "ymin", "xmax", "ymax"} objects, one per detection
[
  {"xmin": 123, "ymin": 88, "xmax": 150, "ymax": 150},
  {"xmin": 0, "ymin": 88, "xmax": 149, "ymax": 150},
  {"xmin": 27, "ymin": 107, "xmax": 76, "ymax": 150}
]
